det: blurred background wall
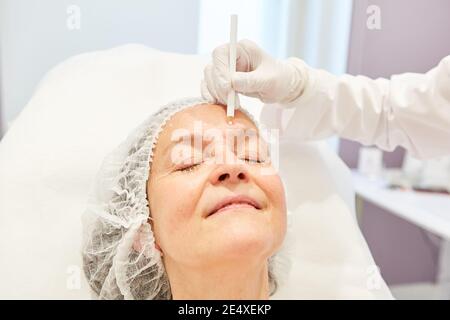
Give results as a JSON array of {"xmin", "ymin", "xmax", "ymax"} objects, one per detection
[{"xmin": 0, "ymin": 0, "xmax": 201, "ymax": 134}]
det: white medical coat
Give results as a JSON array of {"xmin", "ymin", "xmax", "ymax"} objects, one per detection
[{"xmin": 280, "ymin": 55, "xmax": 450, "ymax": 159}]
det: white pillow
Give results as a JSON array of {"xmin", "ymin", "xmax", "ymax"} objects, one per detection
[{"xmin": 0, "ymin": 44, "xmax": 392, "ymax": 299}]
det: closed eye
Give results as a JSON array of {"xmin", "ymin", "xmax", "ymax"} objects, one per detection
[
  {"xmin": 177, "ymin": 163, "xmax": 201, "ymax": 173},
  {"xmin": 242, "ymin": 158, "xmax": 264, "ymax": 164}
]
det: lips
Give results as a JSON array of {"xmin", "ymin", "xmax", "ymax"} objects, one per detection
[{"xmin": 207, "ymin": 195, "xmax": 262, "ymax": 217}]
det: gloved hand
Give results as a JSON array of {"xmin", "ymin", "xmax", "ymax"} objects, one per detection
[{"xmin": 201, "ymin": 39, "xmax": 308, "ymax": 105}]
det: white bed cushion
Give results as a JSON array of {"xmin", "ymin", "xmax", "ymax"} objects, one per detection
[{"xmin": 0, "ymin": 44, "xmax": 392, "ymax": 299}]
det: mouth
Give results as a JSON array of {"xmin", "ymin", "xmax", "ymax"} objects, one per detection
[{"xmin": 207, "ymin": 195, "xmax": 262, "ymax": 217}]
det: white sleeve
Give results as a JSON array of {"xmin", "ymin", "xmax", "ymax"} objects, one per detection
[{"xmin": 280, "ymin": 55, "xmax": 450, "ymax": 159}]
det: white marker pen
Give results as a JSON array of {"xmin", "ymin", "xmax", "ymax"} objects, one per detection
[{"xmin": 226, "ymin": 14, "xmax": 238, "ymax": 125}]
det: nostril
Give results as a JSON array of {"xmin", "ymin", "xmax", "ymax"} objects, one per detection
[
  {"xmin": 218, "ymin": 173, "xmax": 229, "ymax": 181},
  {"xmin": 238, "ymin": 172, "xmax": 246, "ymax": 180}
]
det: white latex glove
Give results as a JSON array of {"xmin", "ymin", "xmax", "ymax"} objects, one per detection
[{"xmin": 201, "ymin": 39, "xmax": 308, "ymax": 105}]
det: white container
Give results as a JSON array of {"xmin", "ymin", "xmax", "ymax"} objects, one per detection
[{"xmin": 357, "ymin": 147, "xmax": 384, "ymax": 179}]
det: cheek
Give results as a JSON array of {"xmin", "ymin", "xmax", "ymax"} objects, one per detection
[
  {"xmin": 148, "ymin": 175, "xmax": 204, "ymax": 245},
  {"xmin": 258, "ymin": 174, "xmax": 287, "ymax": 241},
  {"xmin": 261, "ymin": 174, "xmax": 286, "ymax": 213}
]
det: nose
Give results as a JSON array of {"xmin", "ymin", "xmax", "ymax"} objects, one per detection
[{"xmin": 209, "ymin": 163, "xmax": 249, "ymax": 185}]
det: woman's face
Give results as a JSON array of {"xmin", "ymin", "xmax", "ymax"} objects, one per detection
[{"xmin": 147, "ymin": 103, "xmax": 286, "ymax": 269}]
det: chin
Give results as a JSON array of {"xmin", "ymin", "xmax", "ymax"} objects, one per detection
[{"xmin": 212, "ymin": 218, "xmax": 280, "ymax": 261}]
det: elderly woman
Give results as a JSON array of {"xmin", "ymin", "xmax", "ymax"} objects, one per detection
[{"xmin": 82, "ymin": 98, "xmax": 289, "ymax": 299}]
